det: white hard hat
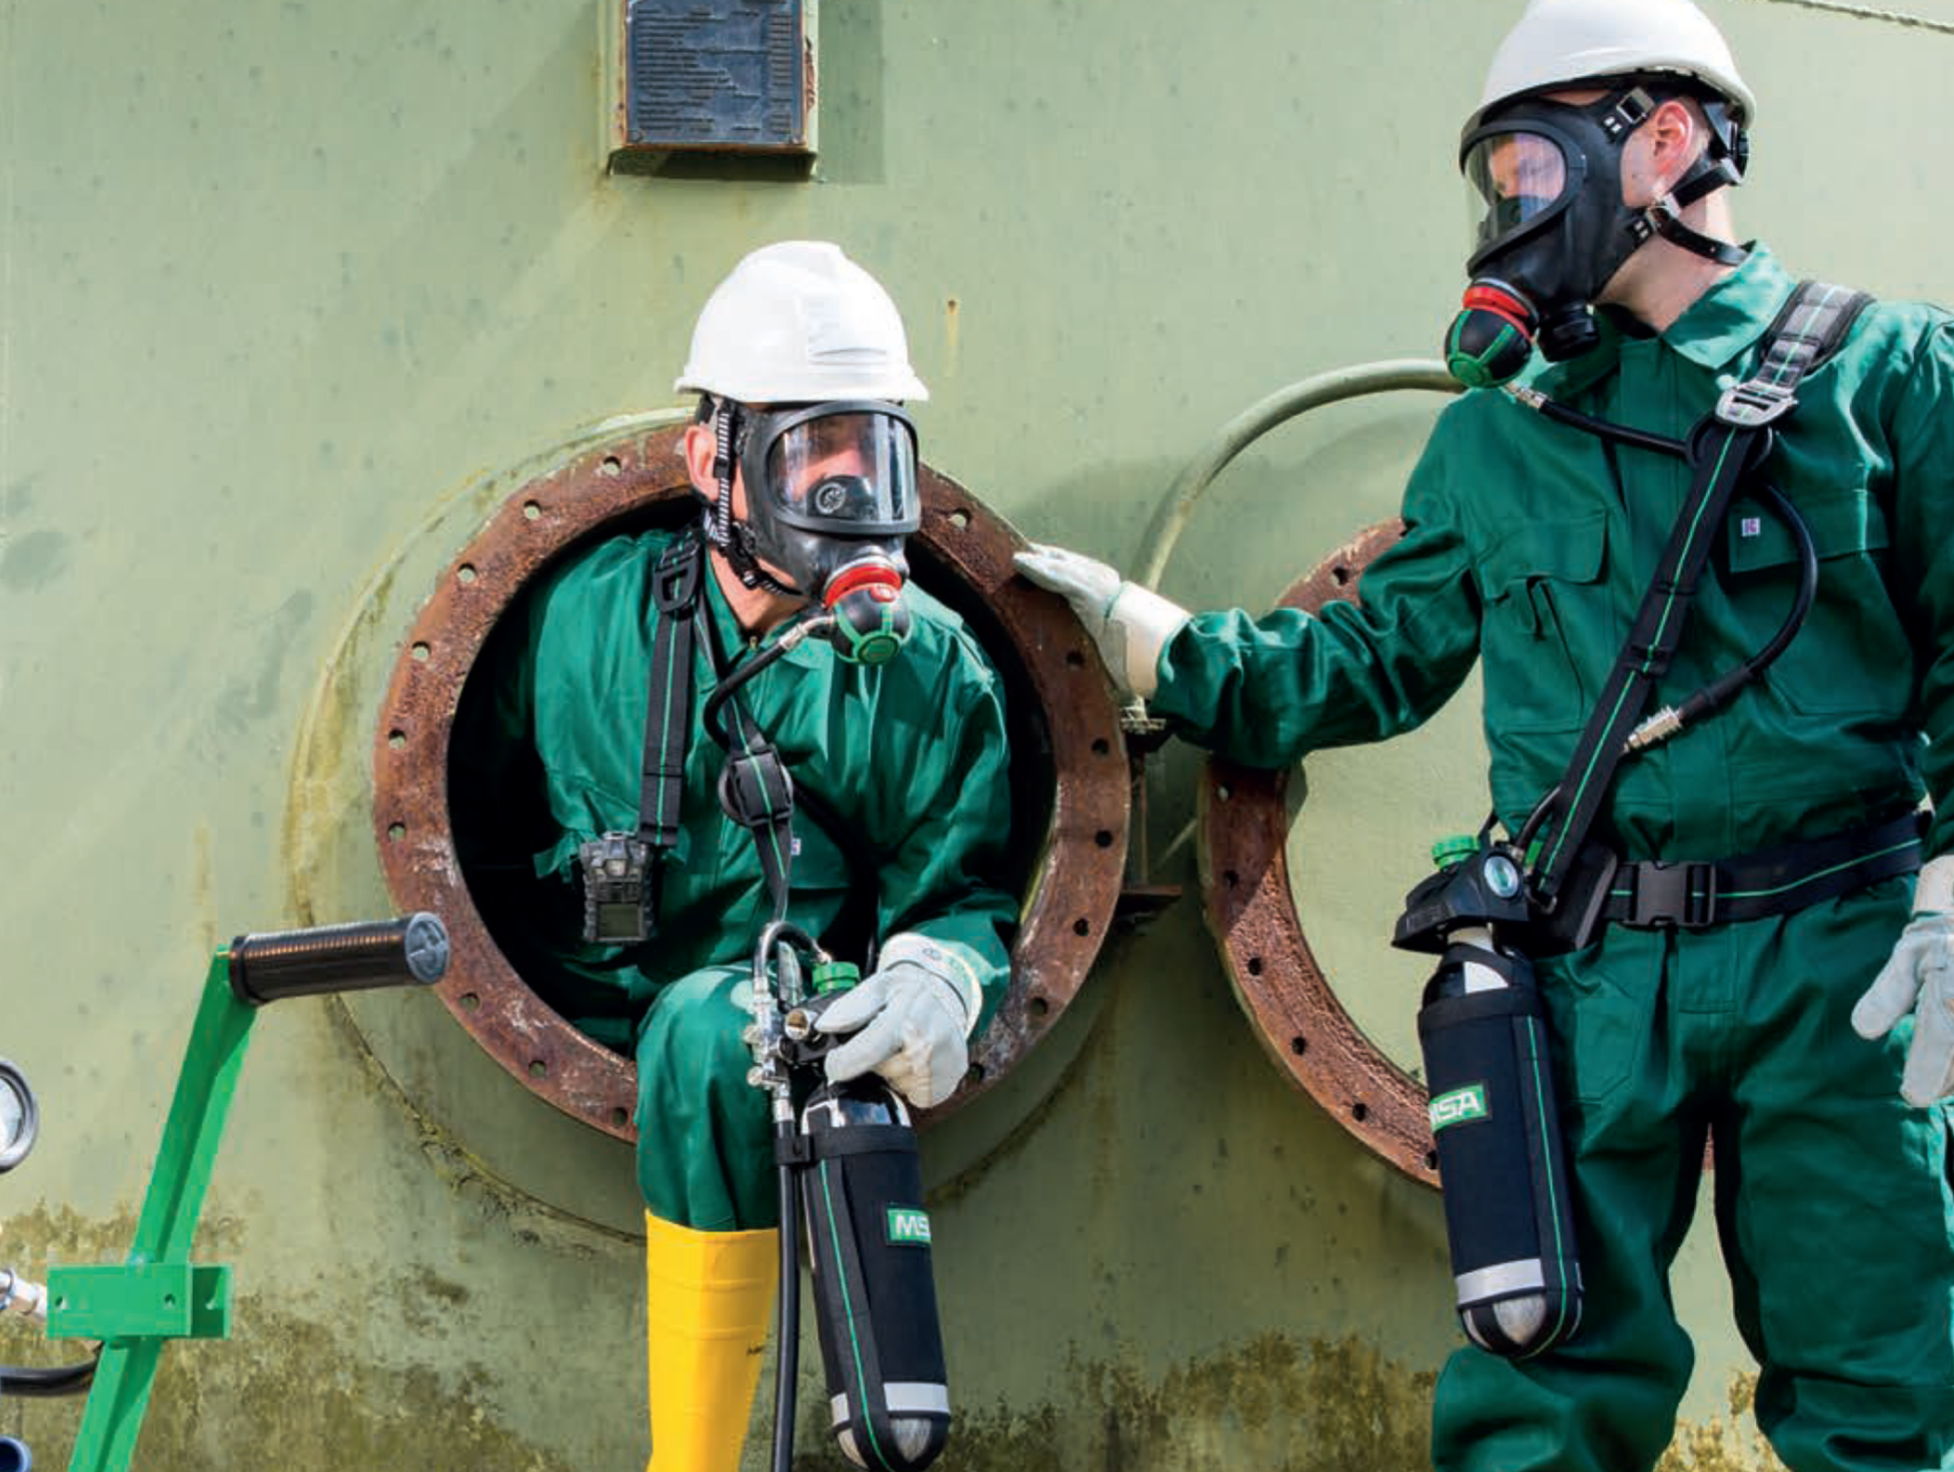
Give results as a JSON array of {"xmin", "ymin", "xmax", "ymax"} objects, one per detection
[
  {"xmin": 674, "ymin": 240, "xmax": 929, "ymax": 404},
  {"xmin": 1469, "ymin": 0, "xmax": 1755, "ymax": 135}
]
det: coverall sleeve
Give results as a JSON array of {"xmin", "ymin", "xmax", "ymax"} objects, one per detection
[
  {"xmin": 1886, "ymin": 320, "xmax": 1954, "ymax": 859},
  {"xmin": 875, "ymin": 664, "xmax": 1016, "ymax": 1037},
  {"xmin": 1148, "ymin": 435, "xmax": 1484, "ymax": 769}
]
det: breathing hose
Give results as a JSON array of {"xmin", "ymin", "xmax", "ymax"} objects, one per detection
[
  {"xmin": 701, "ymin": 611, "xmax": 834, "ymax": 751},
  {"xmin": 770, "ymin": 1131, "xmax": 800, "ymax": 1472}
]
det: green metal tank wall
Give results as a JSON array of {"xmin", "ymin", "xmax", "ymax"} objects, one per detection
[{"xmin": 4, "ymin": 1, "xmax": 1951, "ymax": 1467}]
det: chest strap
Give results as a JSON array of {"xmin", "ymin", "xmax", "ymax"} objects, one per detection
[
  {"xmin": 1529, "ymin": 279, "xmax": 1874, "ymax": 908},
  {"xmin": 1600, "ymin": 811, "xmax": 1924, "ymax": 931}
]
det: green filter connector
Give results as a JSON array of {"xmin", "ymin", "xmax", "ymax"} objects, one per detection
[
  {"xmin": 1430, "ymin": 834, "xmax": 1481, "ymax": 870},
  {"xmin": 811, "ymin": 961, "xmax": 860, "ymax": 995}
]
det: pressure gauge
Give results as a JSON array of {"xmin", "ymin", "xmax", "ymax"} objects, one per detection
[{"xmin": 0, "ymin": 1060, "xmax": 39, "ymax": 1174}]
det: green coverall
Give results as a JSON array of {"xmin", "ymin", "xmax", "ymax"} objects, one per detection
[
  {"xmin": 1150, "ymin": 248, "xmax": 1954, "ymax": 1472},
  {"xmin": 455, "ymin": 525, "xmax": 1014, "ymax": 1232}
]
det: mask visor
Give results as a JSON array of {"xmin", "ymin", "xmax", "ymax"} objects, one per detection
[
  {"xmin": 761, "ymin": 406, "xmax": 920, "ymax": 536},
  {"xmin": 1463, "ymin": 129, "xmax": 1571, "ymax": 262}
]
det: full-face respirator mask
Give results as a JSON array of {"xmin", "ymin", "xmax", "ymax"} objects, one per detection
[
  {"xmin": 1444, "ymin": 83, "xmax": 1748, "ymax": 388},
  {"xmin": 704, "ymin": 398, "xmax": 922, "ymax": 666}
]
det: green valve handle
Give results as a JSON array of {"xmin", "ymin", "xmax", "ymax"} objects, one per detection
[
  {"xmin": 1431, "ymin": 834, "xmax": 1481, "ymax": 870},
  {"xmin": 811, "ymin": 961, "xmax": 860, "ymax": 995}
]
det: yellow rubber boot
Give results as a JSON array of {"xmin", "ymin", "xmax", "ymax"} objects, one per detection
[{"xmin": 643, "ymin": 1211, "xmax": 781, "ymax": 1472}]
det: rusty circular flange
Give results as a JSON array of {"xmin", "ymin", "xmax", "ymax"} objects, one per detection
[
  {"xmin": 372, "ymin": 424, "xmax": 1129, "ymax": 1142},
  {"xmin": 1194, "ymin": 520, "xmax": 1445, "ymax": 1187}
]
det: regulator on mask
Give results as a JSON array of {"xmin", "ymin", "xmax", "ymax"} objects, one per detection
[
  {"xmin": 1444, "ymin": 82, "xmax": 1747, "ymax": 388},
  {"xmin": 704, "ymin": 398, "xmax": 921, "ymax": 666}
]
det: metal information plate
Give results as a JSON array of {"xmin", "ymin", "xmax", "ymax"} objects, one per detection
[{"xmin": 626, "ymin": 0, "xmax": 809, "ymax": 153}]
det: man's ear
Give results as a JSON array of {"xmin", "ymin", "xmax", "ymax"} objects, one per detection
[
  {"xmin": 1649, "ymin": 97, "xmax": 1705, "ymax": 189},
  {"xmin": 682, "ymin": 420, "xmax": 719, "ymax": 503}
]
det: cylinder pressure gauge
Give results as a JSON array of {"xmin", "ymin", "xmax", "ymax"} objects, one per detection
[{"xmin": 0, "ymin": 1061, "xmax": 39, "ymax": 1174}]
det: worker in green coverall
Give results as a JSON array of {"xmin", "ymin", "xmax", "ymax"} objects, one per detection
[
  {"xmin": 455, "ymin": 241, "xmax": 1013, "ymax": 1472},
  {"xmin": 1019, "ymin": 2, "xmax": 1954, "ymax": 1469}
]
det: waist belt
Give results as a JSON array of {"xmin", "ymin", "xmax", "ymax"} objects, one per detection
[{"xmin": 1600, "ymin": 811, "xmax": 1925, "ymax": 931}]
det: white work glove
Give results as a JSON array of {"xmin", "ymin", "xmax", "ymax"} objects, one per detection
[
  {"xmin": 1852, "ymin": 854, "xmax": 1954, "ymax": 1107},
  {"xmin": 821, "ymin": 936, "xmax": 983, "ymax": 1109},
  {"xmin": 1013, "ymin": 542, "xmax": 1190, "ymax": 700}
]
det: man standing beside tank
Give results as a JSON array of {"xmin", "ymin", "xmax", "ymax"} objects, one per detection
[
  {"xmin": 456, "ymin": 241, "xmax": 1014, "ymax": 1472},
  {"xmin": 1018, "ymin": 1, "xmax": 1954, "ymax": 1468}
]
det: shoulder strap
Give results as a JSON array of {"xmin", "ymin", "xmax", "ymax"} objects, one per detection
[
  {"xmin": 1530, "ymin": 279, "xmax": 1872, "ymax": 904},
  {"xmin": 1711, "ymin": 279, "xmax": 1872, "ymax": 430},
  {"xmin": 631, "ymin": 530, "xmax": 706, "ymax": 936}
]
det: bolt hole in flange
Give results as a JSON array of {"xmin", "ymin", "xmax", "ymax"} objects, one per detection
[{"xmin": 371, "ymin": 424, "xmax": 1130, "ymax": 1144}]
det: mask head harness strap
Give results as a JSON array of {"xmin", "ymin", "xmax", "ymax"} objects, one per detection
[
  {"xmin": 697, "ymin": 394, "xmax": 797, "ymax": 598},
  {"xmin": 1633, "ymin": 81, "xmax": 1750, "ymax": 268},
  {"xmin": 1482, "ymin": 80, "xmax": 1749, "ymax": 273}
]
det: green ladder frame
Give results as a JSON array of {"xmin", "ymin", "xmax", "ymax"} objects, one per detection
[{"xmin": 46, "ymin": 952, "xmax": 248, "ymax": 1471}]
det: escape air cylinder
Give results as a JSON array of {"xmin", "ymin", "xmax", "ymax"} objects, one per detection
[
  {"xmin": 1418, "ymin": 922, "xmax": 1583, "ymax": 1358},
  {"xmin": 1395, "ymin": 840, "xmax": 1583, "ymax": 1359},
  {"xmin": 798, "ymin": 1077, "xmax": 950, "ymax": 1471}
]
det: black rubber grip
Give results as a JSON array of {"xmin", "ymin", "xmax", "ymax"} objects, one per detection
[{"xmin": 228, "ymin": 914, "xmax": 450, "ymax": 1007}]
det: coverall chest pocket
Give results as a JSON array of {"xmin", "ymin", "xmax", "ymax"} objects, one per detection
[
  {"xmin": 1723, "ymin": 485, "xmax": 1906, "ymax": 717},
  {"xmin": 789, "ymin": 818, "xmax": 855, "ymax": 896},
  {"xmin": 1478, "ymin": 513, "xmax": 1611, "ymax": 735}
]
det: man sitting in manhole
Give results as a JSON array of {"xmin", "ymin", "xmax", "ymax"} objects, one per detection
[{"xmin": 455, "ymin": 240, "xmax": 1013, "ymax": 1472}]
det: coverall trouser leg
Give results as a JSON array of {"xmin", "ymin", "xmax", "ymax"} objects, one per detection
[
  {"xmin": 634, "ymin": 964, "xmax": 778, "ymax": 1231},
  {"xmin": 633, "ymin": 965, "xmax": 782, "ymax": 1472},
  {"xmin": 1432, "ymin": 883, "xmax": 1954, "ymax": 1472}
]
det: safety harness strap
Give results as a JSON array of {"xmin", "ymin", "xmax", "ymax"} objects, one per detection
[
  {"xmin": 641, "ymin": 535, "xmax": 703, "ymax": 850},
  {"xmin": 1532, "ymin": 280, "xmax": 1872, "ymax": 904},
  {"xmin": 1599, "ymin": 811, "xmax": 1924, "ymax": 930}
]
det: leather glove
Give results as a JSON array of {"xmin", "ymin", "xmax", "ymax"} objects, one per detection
[
  {"xmin": 1012, "ymin": 543, "xmax": 1190, "ymax": 700},
  {"xmin": 821, "ymin": 936, "xmax": 983, "ymax": 1108},
  {"xmin": 1852, "ymin": 854, "xmax": 1954, "ymax": 1107}
]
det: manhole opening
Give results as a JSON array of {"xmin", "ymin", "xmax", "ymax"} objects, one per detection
[
  {"xmin": 446, "ymin": 498, "xmax": 1055, "ymax": 1054},
  {"xmin": 373, "ymin": 426, "xmax": 1130, "ymax": 1142}
]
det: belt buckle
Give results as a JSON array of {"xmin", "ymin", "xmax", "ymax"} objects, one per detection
[{"xmin": 1627, "ymin": 860, "xmax": 1719, "ymax": 929}]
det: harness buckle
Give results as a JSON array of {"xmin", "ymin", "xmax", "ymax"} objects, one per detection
[
  {"xmin": 1624, "ymin": 859, "xmax": 1719, "ymax": 930},
  {"xmin": 653, "ymin": 540, "xmax": 703, "ymax": 615},
  {"xmin": 1715, "ymin": 378, "xmax": 1799, "ymax": 430}
]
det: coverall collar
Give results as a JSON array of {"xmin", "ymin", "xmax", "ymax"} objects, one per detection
[
  {"xmin": 1660, "ymin": 242, "xmax": 1797, "ymax": 372},
  {"xmin": 698, "ymin": 543, "xmax": 824, "ymax": 686},
  {"xmin": 1521, "ymin": 242, "xmax": 1795, "ymax": 400}
]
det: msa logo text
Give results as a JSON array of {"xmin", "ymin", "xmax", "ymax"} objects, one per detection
[
  {"xmin": 1429, "ymin": 1083, "xmax": 1490, "ymax": 1133},
  {"xmin": 886, "ymin": 1208, "xmax": 932, "ymax": 1246}
]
